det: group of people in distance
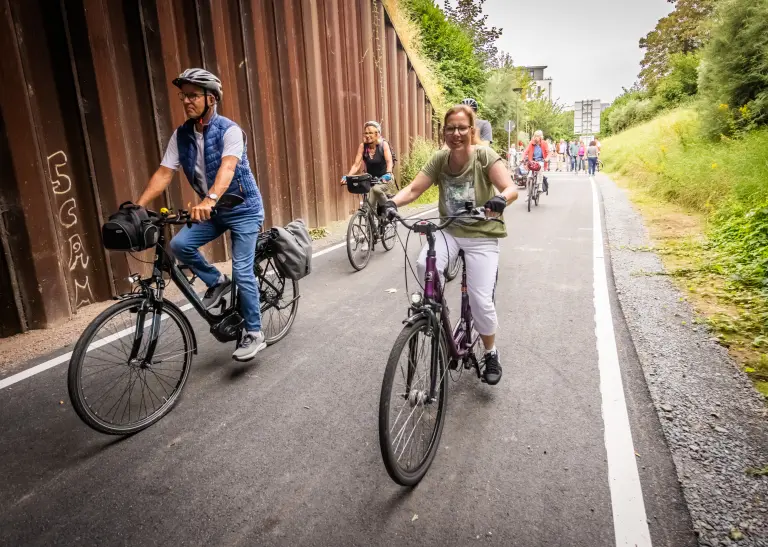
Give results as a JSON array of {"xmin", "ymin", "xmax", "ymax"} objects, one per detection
[{"xmin": 508, "ymin": 137, "xmax": 601, "ymax": 175}]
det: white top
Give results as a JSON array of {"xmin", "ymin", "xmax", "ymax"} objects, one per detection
[
  {"xmin": 559, "ymin": 142, "xmax": 567, "ymax": 154},
  {"xmin": 161, "ymin": 125, "xmax": 244, "ymax": 189}
]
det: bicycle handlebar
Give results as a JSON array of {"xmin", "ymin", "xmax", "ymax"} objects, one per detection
[{"xmin": 392, "ymin": 206, "xmax": 504, "ymax": 233}]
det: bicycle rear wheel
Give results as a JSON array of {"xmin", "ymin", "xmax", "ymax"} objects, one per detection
[
  {"xmin": 346, "ymin": 210, "xmax": 373, "ymax": 271},
  {"xmin": 257, "ymin": 255, "xmax": 300, "ymax": 345},
  {"xmin": 67, "ymin": 298, "xmax": 194, "ymax": 435},
  {"xmin": 379, "ymin": 318, "xmax": 447, "ymax": 486}
]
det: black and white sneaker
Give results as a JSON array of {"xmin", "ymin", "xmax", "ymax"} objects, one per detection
[
  {"xmin": 202, "ymin": 275, "xmax": 231, "ymax": 309},
  {"xmin": 483, "ymin": 349, "xmax": 502, "ymax": 385},
  {"xmin": 232, "ymin": 331, "xmax": 266, "ymax": 362}
]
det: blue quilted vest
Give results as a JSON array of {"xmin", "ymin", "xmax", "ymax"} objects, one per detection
[{"xmin": 176, "ymin": 113, "xmax": 262, "ymax": 211}]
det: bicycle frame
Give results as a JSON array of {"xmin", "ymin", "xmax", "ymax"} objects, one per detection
[{"xmin": 405, "ymin": 222, "xmax": 480, "ymax": 400}]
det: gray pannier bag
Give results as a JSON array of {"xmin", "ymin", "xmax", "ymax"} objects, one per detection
[{"xmin": 269, "ymin": 219, "xmax": 312, "ymax": 280}]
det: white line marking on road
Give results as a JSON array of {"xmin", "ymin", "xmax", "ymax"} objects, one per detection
[
  {"xmin": 0, "ymin": 302, "xmax": 194, "ymax": 391},
  {"xmin": 0, "ymin": 208, "xmax": 439, "ymax": 391},
  {"xmin": 591, "ymin": 176, "xmax": 652, "ymax": 546}
]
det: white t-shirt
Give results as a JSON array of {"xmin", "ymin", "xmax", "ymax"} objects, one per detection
[{"xmin": 160, "ymin": 126, "xmax": 244, "ymax": 189}]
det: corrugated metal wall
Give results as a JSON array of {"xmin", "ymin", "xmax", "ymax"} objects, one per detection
[{"xmin": 0, "ymin": 0, "xmax": 436, "ymax": 337}]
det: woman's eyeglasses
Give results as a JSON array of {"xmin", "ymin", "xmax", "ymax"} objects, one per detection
[
  {"xmin": 444, "ymin": 125, "xmax": 471, "ymax": 135},
  {"xmin": 178, "ymin": 92, "xmax": 205, "ymax": 101}
]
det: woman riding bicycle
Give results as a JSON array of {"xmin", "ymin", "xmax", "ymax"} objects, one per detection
[
  {"xmin": 383, "ymin": 104, "xmax": 518, "ymax": 385},
  {"xmin": 524, "ymin": 130, "xmax": 549, "ymax": 191},
  {"xmin": 342, "ymin": 121, "xmax": 394, "ymax": 209}
]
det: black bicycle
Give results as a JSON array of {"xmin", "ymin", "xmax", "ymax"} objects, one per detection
[
  {"xmin": 67, "ymin": 195, "xmax": 300, "ymax": 435},
  {"xmin": 343, "ymin": 174, "xmax": 397, "ymax": 270},
  {"xmin": 343, "ymin": 174, "xmax": 461, "ymax": 280}
]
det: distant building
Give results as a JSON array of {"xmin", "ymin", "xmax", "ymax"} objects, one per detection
[
  {"xmin": 524, "ymin": 66, "xmax": 553, "ymax": 102},
  {"xmin": 574, "ymin": 99, "xmax": 606, "ymax": 135}
]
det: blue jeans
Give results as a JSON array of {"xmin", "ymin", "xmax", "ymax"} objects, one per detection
[
  {"xmin": 588, "ymin": 157, "xmax": 598, "ymax": 175},
  {"xmin": 169, "ymin": 205, "xmax": 264, "ymax": 332},
  {"xmin": 570, "ymin": 156, "xmax": 576, "ymax": 171}
]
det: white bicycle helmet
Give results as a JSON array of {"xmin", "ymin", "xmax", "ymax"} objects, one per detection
[
  {"xmin": 173, "ymin": 68, "xmax": 223, "ymax": 101},
  {"xmin": 461, "ymin": 97, "xmax": 479, "ymax": 112}
]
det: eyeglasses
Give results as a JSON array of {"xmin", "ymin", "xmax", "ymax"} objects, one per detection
[
  {"xmin": 178, "ymin": 92, "xmax": 205, "ymax": 102},
  {"xmin": 444, "ymin": 125, "xmax": 471, "ymax": 135}
]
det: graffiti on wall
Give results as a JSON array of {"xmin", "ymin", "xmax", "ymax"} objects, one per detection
[{"xmin": 46, "ymin": 151, "xmax": 94, "ymax": 309}]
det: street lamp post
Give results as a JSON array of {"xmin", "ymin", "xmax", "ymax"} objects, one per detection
[{"xmin": 512, "ymin": 87, "xmax": 523, "ymax": 151}]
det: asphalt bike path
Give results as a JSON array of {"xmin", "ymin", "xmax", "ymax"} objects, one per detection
[{"xmin": 0, "ymin": 173, "xmax": 695, "ymax": 546}]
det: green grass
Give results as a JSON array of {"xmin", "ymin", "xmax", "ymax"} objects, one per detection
[
  {"xmin": 603, "ymin": 108, "xmax": 768, "ymax": 397},
  {"xmin": 400, "ymin": 137, "xmax": 440, "ymax": 206}
]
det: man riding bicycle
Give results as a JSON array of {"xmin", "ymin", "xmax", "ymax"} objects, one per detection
[
  {"xmin": 461, "ymin": 98, "xmax": 493, "ymax": 146},
  {"xmin": 136, "ymin": 68, "xmax": 266, "ymax": 362}
]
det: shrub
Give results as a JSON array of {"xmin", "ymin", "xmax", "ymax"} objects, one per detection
[
  {"xmin": 398, "ymin": 137, "xmax": 439, "ymax": 204},
  {"xmin": 698, "ymin": 0, "xmax": 768, "ymax": 138}
]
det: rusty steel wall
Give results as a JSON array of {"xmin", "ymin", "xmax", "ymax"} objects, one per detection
[{"xmin": 0, "ymin": 0, "xmax": 436, "ymax": 337}]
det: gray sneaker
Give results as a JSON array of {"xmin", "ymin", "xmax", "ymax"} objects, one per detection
[
  {"xmin": 202, "ymin": 276, "xmax": 231, "ymax": 309},
  {"xmin": 232, "ymin": 331, "xmax": 267, "ymax": 362}
]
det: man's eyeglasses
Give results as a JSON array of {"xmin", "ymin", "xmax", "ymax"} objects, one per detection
[
  {"xmin": 178, "ymin": 92, "xmax": 205, "ymax": 101},
  {"xmin": 444, "ymin": 125, "xmax": 471, "ymax": 135}
]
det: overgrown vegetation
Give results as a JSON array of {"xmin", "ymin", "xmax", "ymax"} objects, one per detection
[
  {"xmin": 399, "ymin": 137, "xmax": 440, "ymax": 204},
  {"xmin": 603, "ymin": 109, "xmax": 768, "ymax": 396}
]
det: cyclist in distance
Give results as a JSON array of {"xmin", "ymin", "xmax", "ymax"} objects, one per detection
[
  {"xmin": 383, "ymin": 104, "xmax": 518, "ymax": 385},
  {"xmin": 461, "ymin": 97, "xmax": 493, "ymax": 146},
  {"xmin": 524, "ymin": 130, "xmax": 549, "ymax": 190},
  {"xmin": 342, "ymin": 121, "xmax": 395, "ymax": 208},
  {"xmin": 135, "ymin": 68, "xmax": 267, "ymax": 362}
]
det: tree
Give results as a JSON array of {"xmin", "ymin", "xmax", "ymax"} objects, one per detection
[
  {"xmin": 405, "ymin": 0, "xmax": 487, "ymax": 105},
  {"xmin": 443, "ymin": 0, "xmax": 503, "ymax": 67},
  {"xmin": 638, "ymin": 0, "xmax": 716, "ymax": 89},
  {"xmin": 698, "ymin": 0, "xmax": 768, "ymax": 137},
  {"xmin": 525, "ymin": 99, "xmax": 573, "ymax": 141},
  {"xmin": 481, "ymin": 66, "xmax": 529, "ymax": 150}
]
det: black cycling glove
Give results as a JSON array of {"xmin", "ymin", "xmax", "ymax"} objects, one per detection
[
  {"xmin": 484, "ymin": 195, "xmax": 507, "ymax": 214},
  {"xmin": 380, "ymin": 199, "xmax": 398, "ymax": 220}
]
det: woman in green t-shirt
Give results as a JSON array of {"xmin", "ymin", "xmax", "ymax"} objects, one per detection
[{"xmin": 382, "ymin": 104, "xmax": 518, "ymax": 385}]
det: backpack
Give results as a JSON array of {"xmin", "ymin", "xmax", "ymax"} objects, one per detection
[
  {"xmin": 101, "ymin": 202, "xmax": 159, "ymax": 252},
  {"xmin": 269, "ymin": 219, "xmax": 313, "ymax": 280}
]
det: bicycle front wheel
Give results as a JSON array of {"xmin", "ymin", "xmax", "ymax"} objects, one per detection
[
  {"xmin": 527, "ymin": 178, "xmax": 533, "ymax": 212},
  {"xmin": 257, "ymin": 255, "xmax": 300, "ymax": 345},
  {"xmin": 346, "ymin": 210, "xmax": 373, "ymax": 271},
  {"xmin": 379, "ymin": 318, "xmax": 448, "ymax": 486},
  {"xmin": 67, "ymin": 298, "xmax": 194, "ymax": 435},
  {"xmin": 381, "ymin": 218, "xmax": 396, "ymax": 251}
]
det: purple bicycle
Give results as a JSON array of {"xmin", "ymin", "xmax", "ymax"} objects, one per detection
[{"xmin": 378, "ymin": 204, "xmax": 503, "ymax": 486}]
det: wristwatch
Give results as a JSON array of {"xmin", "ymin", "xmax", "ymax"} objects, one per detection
[{"xmin": 206, "ymin": 193, "xmax": 219, "ymax": 203}]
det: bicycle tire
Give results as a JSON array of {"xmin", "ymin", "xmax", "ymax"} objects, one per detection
[
  {"xmin": 379, "ymin": 318, "xmax": 448, "ymax": 486},
  {"xmin": 67, "ymin": 297, "xmax": 194, "ymax": 435},
  {"xmin": 380, "ymin": 217, "xmax": 396, "ymax": 251},
  {"xmin": 346, "ymin": 210, "xmax": 373, "ymax": 271},
  {"xmin": 527, "ymin": 178, "xmax": 533, "ymax": 212},
  {"xmin": 444, "ymin": 254, "xmax": 461, "ymax": 282},
  {"xmin": 257, "ymin": 256, "xmax": 300, "ymax": 345}
]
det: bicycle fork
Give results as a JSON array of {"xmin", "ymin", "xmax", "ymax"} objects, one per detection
[{"xmin": 127, "ymin": 294, "xmax": 165, "ymax": 366}]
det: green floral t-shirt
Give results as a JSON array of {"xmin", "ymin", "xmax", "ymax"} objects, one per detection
[{"xmin": 420, "ymin": 146, "xmax": 506, "ymax": 238}]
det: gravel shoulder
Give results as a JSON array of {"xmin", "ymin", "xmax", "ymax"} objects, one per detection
[
  {"xmin": 598, "ymin": 174, "xmax": 768, "ymax": 547},
  {"xmin": 0, "ymin": 201, "xmax": 437, "ymax": 377}
]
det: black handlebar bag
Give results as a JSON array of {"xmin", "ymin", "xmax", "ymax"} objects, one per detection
[{"xmin": 101, "ymin": 202, "xmax": 159, "ymax": 251}]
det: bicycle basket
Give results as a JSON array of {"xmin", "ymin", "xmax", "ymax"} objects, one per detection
[
  {"xmin": 346, "ymin": 174, "xmax": 373, "ymax": 194},
  {"xmin": 101, "ymin": 202, "xmax": 159, "ymax": 251}
]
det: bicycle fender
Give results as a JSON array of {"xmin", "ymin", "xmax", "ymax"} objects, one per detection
[{"xmin": 403, "ymin": 309, "xmax": 436, "ymax": 328}]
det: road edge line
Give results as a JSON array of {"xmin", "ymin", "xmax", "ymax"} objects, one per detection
[{"xmin": 591, "ymin": 176, "xmax": 653, "ymax": 546}]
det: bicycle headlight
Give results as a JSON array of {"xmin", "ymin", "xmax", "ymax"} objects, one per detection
[
  {"xmin": 127, "ymin": 274, "xmax": 141, "ymax": 284},
  {"xmin": 410, "ymin": 292, "xmax": 423, "ymax": 306}
]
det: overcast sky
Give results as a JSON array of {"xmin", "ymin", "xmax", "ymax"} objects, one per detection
[{"xmin": 481, "ymin": 0, "xmax": 674, "ymax": 106}]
